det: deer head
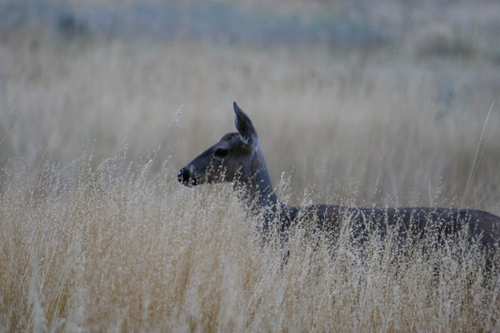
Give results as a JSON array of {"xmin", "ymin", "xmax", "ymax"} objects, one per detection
[{"xmin": 178, "ymin": 102, "xmax": 261, "ymax": 187}]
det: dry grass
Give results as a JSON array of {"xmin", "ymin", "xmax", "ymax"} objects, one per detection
[
  {"xmin": 1, "ymin": 32, "xmax": 499, "ymax": 207},
  {"xmin": 1, "ymin": 3, "xmax": 500, "ymax": 329},
  {"xmin": 1, "ymin": 157, "xmax": 499, "ymax": 331}
]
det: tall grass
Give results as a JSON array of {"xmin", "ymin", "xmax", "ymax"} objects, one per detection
[
  {"xmin": 1, "ymin": 27, "xmax": 500, "ymax": 330},
  {"xmin": 1, "ymin": 155, "xmax": 499, "ymax": 331},
  {"xmin": 1, "ymin": 34, "xmax": 499, "ymax": 207}
]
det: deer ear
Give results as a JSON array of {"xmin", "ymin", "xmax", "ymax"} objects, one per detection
[{"xmin": 233, "ymin": 102, "xmax": 258, "ymax": 147}]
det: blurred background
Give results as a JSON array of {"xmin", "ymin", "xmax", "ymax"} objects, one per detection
[{"xmin": 1, "ymin": 0, "xmax": 499, "ymax": 209}]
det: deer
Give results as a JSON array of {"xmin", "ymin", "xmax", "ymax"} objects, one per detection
[{"xmin": 178, "ymin": 102, "xmax": 500, "ymax": 266}]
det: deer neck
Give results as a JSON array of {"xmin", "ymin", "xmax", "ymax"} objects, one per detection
[{"xmin": 234, "ymin": 149, "xmax": 279, "ymax": 220}]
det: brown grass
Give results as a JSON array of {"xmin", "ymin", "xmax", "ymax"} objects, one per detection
[
  {"xmin": 1, "ymin": 158, "xmax": 499, "ymax": 331},
  {"xmin": 1, "ymin": 4, "xmax": 500, "ymax": 329}
]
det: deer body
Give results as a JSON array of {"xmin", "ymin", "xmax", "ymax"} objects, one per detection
[{"xmin": 178, "ymin": 102, "xmax": 500, "ymax": 253}]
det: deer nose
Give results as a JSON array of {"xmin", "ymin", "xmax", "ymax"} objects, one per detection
[
  {"xmin": 178, "ymin": 168, "xmax": 196, "ymax": 186},
  {"xmin": 178, "ymin": 168, "xmax": 189, "ymax": 184}
]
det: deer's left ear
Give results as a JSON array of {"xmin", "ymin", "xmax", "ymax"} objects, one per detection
[{"xmin": 234, "ymin": 102, "xmax": 259, "ymax": 147}]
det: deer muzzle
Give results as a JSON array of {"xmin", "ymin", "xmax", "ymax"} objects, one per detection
[{"xmin": 177, "ymin": 168, "xmax": 199, "ymax": 187}]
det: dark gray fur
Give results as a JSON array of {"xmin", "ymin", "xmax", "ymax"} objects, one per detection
[{"xmin": 178, "ymin": 102, "xmax": 500, "ymax": 263}]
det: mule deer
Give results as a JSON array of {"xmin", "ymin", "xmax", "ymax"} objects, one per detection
[{"xmin": 178, "ymin": 102, "xmax": 500, "ymax": 259}]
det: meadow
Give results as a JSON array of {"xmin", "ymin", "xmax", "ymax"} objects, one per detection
[{"xmin": 1, "ymin": 0, "xmax": 500, "ymax": 331}]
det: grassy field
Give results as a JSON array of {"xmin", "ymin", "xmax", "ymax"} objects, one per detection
[{"xmin": 1, "ymin": 0, "xmax": 500, "ymax": 331}]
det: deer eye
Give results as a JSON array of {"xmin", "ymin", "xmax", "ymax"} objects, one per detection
[{"xmin": 214, "ymin": 148, "xmax": 229, "ymax": 158}]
